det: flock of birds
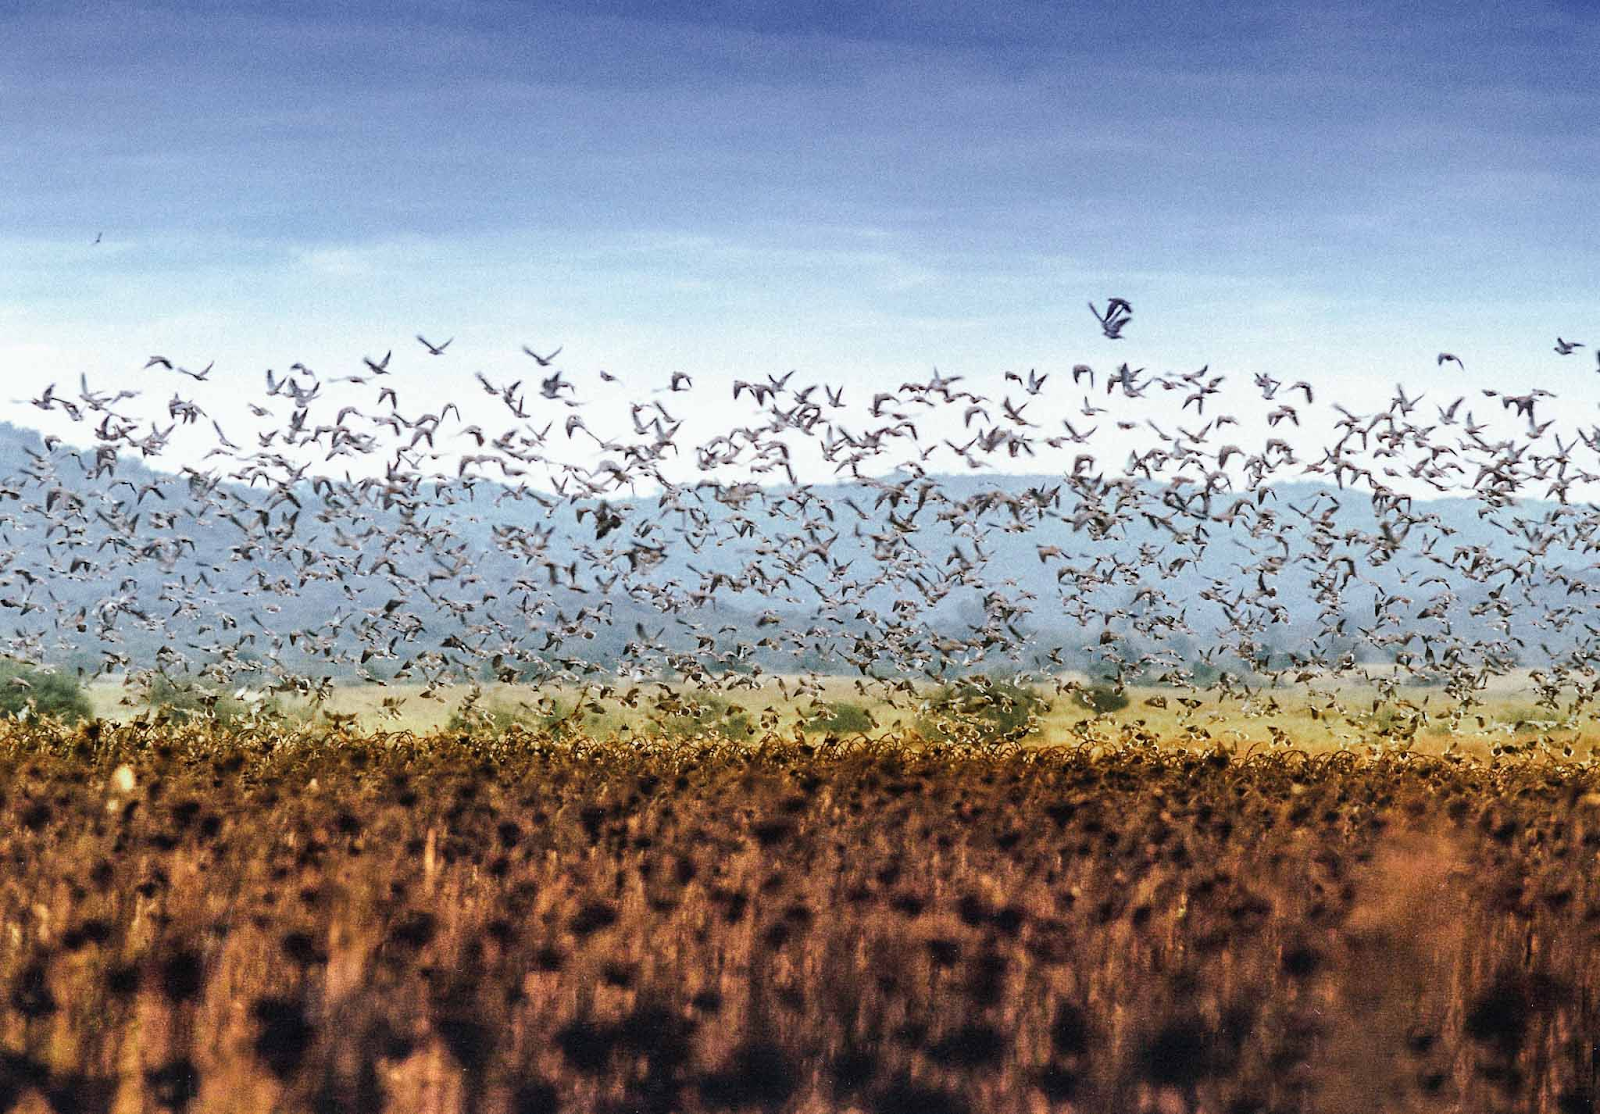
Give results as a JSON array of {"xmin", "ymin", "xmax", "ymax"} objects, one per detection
[{"xmin": 5, "ymin": 300, "xmax": 1600, "ymax": 731}]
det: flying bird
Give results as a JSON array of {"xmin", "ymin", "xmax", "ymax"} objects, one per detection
[
  {"xmin": 416, "ymin": 335, "xmax": 453, "ymax": 356},
  {"xmin": 540, "ymin": 371, "xmax": 575, "ymax": 400},
  {"xmin": 1437, "ymin": 353, "xmax": 1464, "ymax": 371},
  {"xmin": 1555, "ymin": 337, "xmax": 1584, "ymax": 355},
  {"xmin": 522, "ymin": 345, "xmax": 563, "ymax": 366},
  {"xmin": 1090, "ymin": 298, "xmax": 1132, "ymax": 339},
  {"xmin": 1005, "ymin": 369, "xmax": 1049, "ymax": 395}
]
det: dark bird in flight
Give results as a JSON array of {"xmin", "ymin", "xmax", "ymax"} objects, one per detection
[
  {"xmin": 1005, "ymin": 369, "xmax": 1049, "ymax": 395},
  {"xmin": 362, "ymin": 351, "xmax": 392, "ymax": 375},
  {"xmin": 1437, "ymin": 353, "xmax": 1464, "ymax": 371},
  {"xmin": 416, "ymin": 335, "xmax": 453, "ymax": 355},
  {"xmin": 541, "ymin": 371, "xmax": 575, "ymax": 400},
  {"xmin": 1555, "ymin": 337, "xmax": 1584, "ymax": 355},
  {"xmin": 523, "ymin": 345, "xmax": 563, "ymax": 366},
  {"xmin": 1090, "ymin": 298, "xmax": 1132, "ymax": 339}
]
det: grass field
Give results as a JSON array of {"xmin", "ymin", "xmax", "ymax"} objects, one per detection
[
  {"xmin": 84, "ymin": 671, "xmax": 1600, "ymax": 760},
  {"xmin": 1, "ymin": 719, "xmax": 1598, "ymax": 1112}
]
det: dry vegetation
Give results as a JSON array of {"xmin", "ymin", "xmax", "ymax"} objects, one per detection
[{"xmin": 2, "ymin": 717, "xmax": 1599, "ymax": 1113}]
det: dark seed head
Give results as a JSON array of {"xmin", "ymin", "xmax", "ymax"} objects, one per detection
[
  {"xmin": 1051, "ymin": 1002, "xmax": 1092, "ymax": 1057},
  {"xmin": 251, "ymin": 997, "xmax": 315, "ymax": 1080},
  {"xmin": 104, "ymin": 963, "xmax": 141, "ymax": 997},
  {"xmin": 1138, "ymin": 1017, "xmax": 1216, "ymax": 1089},
  {"xmin": 1281, "ymin": 943, "xmax": 1323, "ymax": 979},
  {"xmin": 145, "ymin": 1059, "xmax": 200, "ymax": 1111},
  {"xmin": 569, "ymin": 901, "xmax": 619, "ymax": 939},
  {"xmin": 157, "ymin": 949, "xmax": 205, "ymax": 1004},
  {"xmin": 698, "ymin": 1041, "xmax": 799, "ymax": 1111},
  {"xmin": 280, "ymin": 930, "xmax": 327, "ymax": 967},
  {"xmin": 9, "ymin": 962, "xmax": 57, "ymax": 1019},
  {"xmin": 928, "ymin": 1023, "xmax": 1007, "ymax": 1069},
  {"xmin": 510, "ymin": 1077, "xmax": 560, "ymax": 1114},
  {"xmin": 555, "ymin": 1020, "xmax": 621, "ymax": 1074},
  {"xmin": 1465, "ymin": 978, "xmax": 1532, "ymax": 1053},
  {"xmin": 387, "ymin": 911, "xmax": 438, "ymax": 951}
]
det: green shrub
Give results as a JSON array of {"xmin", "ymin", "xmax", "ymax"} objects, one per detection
[
  {"xmin": 650, "ymin": 693, "xmax": 753, "ymax": 740},
  {"xmin": 1077, "ymin": 683, "xmax": 1129, "ymax": 715},
  {"xmin": 1402, "ymin": 670, "xmax": 1447, "ymax": 688},
  {"xmin": 1494, "ymin": 704, "xmax": 1554, "ymax": 732},
  {"xmin": 142, "ymin": 675, "xmax": 207, "ymax": 722},
  {"xmin": 448, "ymin": 698, "xmax": 584, "ymax": 738},
  {"xmin": 917, "ymin": 676, "xmax": 1045, "ymax": 742},
  {"xmin": 447, "ymin": 701, "xmax": 525, "ymax": 734},
  {"xmin": 801, "ymin": 701, "xmax": 874, "ymax": 735},
  {"xmin": 141, "ymin": 674, "xmax": 302, "ymax": 727},
  {"xmin": 0, "ymin": 659, "xmax": 92, "ymax": 723}
]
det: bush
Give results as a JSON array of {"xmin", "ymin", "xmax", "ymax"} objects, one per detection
[
  {"xmin": 448, "ymin": 698, "xmax": 584, "ymax": 738},
  {"xmin": 0, "ymin": 660, "xmax": 92, "ymax": 723},
  {"xmin": 1402, "ymin": 670, "xmax": 1447, "ymax": 688},
  {"xmin": 801, "ymin": 701, "xmax": 874, "ymax": 735},
  {"xmin": 650, "ymin": 693, "xmax": 753, "ymax": 740},
  {"xmin": 142, "ymin": 675, "xmax": 301, "ymax": 727},
  {"xmin": 1077, "ymin": 683, "xmax": 1129, "ymax": 715},
  {"xmin": 447, "ymin": 701, "xmax": 530, "ymax": 735},
  {"xmin": 918, "ymin": 676, "xmax": 1045, "ymax": 742}
]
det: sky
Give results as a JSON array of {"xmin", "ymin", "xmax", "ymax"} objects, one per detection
[{"xmin": 2, "ymin": 0, "xmax": 1598, "ymax": 482}]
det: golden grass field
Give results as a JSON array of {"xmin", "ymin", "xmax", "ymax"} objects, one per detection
[
  {"xmin": 86, "ymin": 672, "xmax": 1600, "ymax": 760},
  {"xmin": 2, "ymin": 714, "xmax": 1599, "ymax": 1113}
]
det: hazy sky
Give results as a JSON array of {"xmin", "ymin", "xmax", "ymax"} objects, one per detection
[{"xmin": 3, "ymin": 0, "xmax": 1597, "ymax": 474}]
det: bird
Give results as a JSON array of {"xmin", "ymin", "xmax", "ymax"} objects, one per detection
[
  {"xmin": 1555, "ymin": 337, "xmax": 1584, "ymax": 355},
  {"xmin": 1437, "ymin": 353, "xmax": 1464, "ymax": 370},
  {"xmin": 2, "ymin": 297, "xmax": 1594, "ymax": 749},
  {"xmin": 92, "ymin": 232, "xmax": 102, "ymax": 245},
  {"xmin": 1005, "ymin": 369, "xmax": 1049, "ymax": 395},
  {"xmin": 1090, "ymin": 298, "xmax": 1132, "ymax": 339},
  {"xmin": 540, "ymin": 371, "xmax": 575, "ymax": 400},
  {"xmin": 416, "ymin": 335, "xmax": 453, "ymax": 355}
]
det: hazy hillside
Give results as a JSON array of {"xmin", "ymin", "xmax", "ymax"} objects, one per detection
[{"xmin": 0, "ymin": 420, "xmax": 1590, "ymax": 690}]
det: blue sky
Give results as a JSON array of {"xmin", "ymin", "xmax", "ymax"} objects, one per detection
[{"xmin": 3, "ymin": 0, "xmax": 1597, "ymax": 476}]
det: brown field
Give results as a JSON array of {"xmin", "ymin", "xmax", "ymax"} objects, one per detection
[{"xmin": 2, "ymin": 717, "xmax": 1599, "ymax": 1113}]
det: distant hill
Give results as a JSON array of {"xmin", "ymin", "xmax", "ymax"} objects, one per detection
[{"xmin": 0, "ymin": 419, "xmax": 1589, "ymax": 691}]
